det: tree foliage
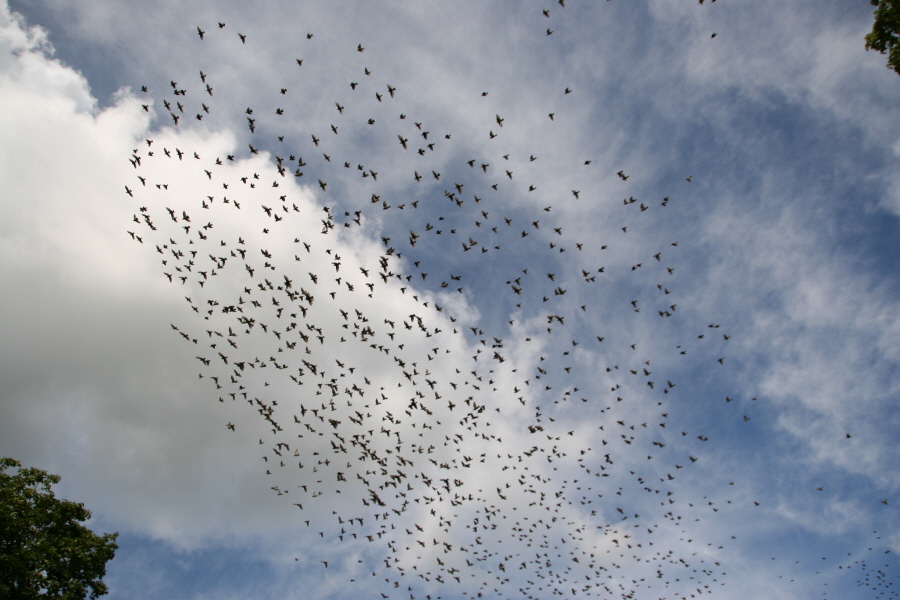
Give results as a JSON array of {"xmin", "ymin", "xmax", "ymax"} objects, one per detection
[
  {"xmin": 0, "ymin": 458, "xmax": 118, "ymax": 600},
  {"xmin": 866, "ymin": 0, "xmax": 900, "ymax": 75}
]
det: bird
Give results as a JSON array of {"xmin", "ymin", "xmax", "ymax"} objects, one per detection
[{"xmin": 118, "ymin": 22, "xmax": 787, "ymax": 600}]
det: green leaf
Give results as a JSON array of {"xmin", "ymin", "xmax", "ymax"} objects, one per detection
[{"xmin": 0, "ymin": 458, "xmax": 118, "ymax": 600}]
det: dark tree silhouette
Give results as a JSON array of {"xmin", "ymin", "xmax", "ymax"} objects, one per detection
[
  {"xmin": 0, "ymin": 458, "xmax": 118, "ymax": 599},
  {"xmin": 866, "ymin": 0, "xmax": 900, "ymax": 74}
]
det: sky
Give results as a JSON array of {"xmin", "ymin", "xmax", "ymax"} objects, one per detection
[{"xmin": 1, "ymin": 1, "xmax": 899, "ymax": 599}]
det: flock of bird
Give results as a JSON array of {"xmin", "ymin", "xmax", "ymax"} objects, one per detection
[{"xmin": 119, "ymin": 3, "xmax": 897, "ymax": 600}]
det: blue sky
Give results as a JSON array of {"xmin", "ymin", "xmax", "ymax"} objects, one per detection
[{"xmin": 1, "ymin": 1, "xmax": 899, "ymax": 599}]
